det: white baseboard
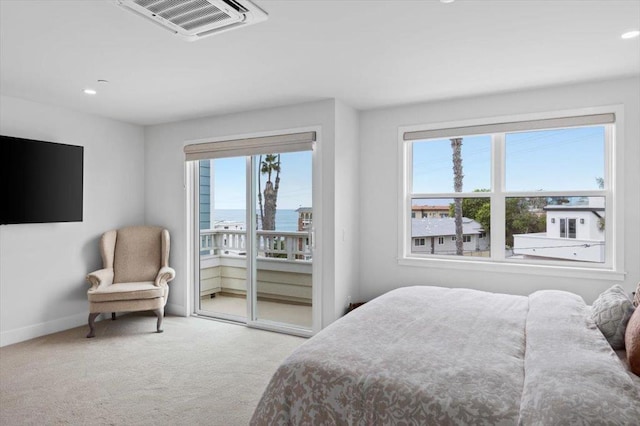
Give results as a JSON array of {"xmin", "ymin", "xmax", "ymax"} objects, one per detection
[
  {"xmin": 0, "ymin": 311, "xmax": 100, "ymax": 348},
  {"xmin": 1, "ymin": 304, "xmax": 188, "ymax": 348}
]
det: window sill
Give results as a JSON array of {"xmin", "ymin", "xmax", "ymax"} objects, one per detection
[{"xmin": 397, "ymin": 256, "xmax": 625, "ymax": 282}]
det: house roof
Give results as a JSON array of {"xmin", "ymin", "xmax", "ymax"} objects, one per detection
[
  {"xmin": 412, "ymin": 217, "xmax": 484, "ymax": 238},
  {"xmin": 412, "ymin": 205, "xmax": 450, "ymax": 211},
  {"xmin": 543, "ymin": 206, "xmax": 605, "ymax": 212}
]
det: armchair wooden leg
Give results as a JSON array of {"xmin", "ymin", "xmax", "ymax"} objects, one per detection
[
  {"xmin": 111, "ymin": 312, "xmax": 116, "ymax": 320},
  {"xmin": 153, "ymin": 309, "xmax": 164, "ymax": 333},
  {"xmin": 87, "ymin": 313, "xmax": 100, "ymax": 338}
]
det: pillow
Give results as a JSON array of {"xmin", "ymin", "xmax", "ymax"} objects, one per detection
[
  {"xmin": 634, "ymin": 282, "xmax": 640, "ymax": 307},
  {"xmin": 625, "ymin": 307, "xmax": 640, "ymax": 375},
  {"xmin": 589, "ymin": 285, "xmax": 635, "ymax": 350}
]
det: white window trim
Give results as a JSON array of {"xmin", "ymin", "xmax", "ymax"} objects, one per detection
[{"xmin": 397, "ymin": 105, "xmax": 625, "ymax": 281}]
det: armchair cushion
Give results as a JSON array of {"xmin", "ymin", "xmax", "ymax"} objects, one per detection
[
  {"xmin": 113, "ymin": 226, "xmax": 162, "ymax": 283},
  {"xmin": 87, "ymin": 281, "xmax": 165, "ymax": 303}
]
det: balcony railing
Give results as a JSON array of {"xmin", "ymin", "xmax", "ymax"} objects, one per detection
[
  {"xmin": 200, "ymin": 229, "xmax": 312, "ymax": 261},
  {"xmin": 199, "ymin": 229, "xmax": 313, "ymax": 303}
]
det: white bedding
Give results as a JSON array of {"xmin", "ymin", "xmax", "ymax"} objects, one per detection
[{"xmin": 251, "ymin": 286, "xmax": 640, "ymax": 425}]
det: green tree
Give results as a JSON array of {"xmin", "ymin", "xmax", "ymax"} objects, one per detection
[
  {"xmin": 475, "ymin": 202, "xmax": 491, "ymax": 233},
  {"xmin": 505, "ymin": 198, "xmax": 546, "ymax": 247},
  {"xmin": 447, "ymin": 192, "xmax": 546, "ymax": 247},
  {"xmin": 448, "ymin": 189, "xmax": 490, "ymax": 220}
]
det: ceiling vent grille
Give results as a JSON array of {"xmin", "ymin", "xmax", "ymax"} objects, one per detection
[{"xmin": 116, "ymin": 0, "xmax": 268, "ymax": 41}]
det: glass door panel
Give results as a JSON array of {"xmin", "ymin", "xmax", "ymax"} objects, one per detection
[
  {"xmin": 253, "ymin": 151, "xmax": 313, "ymax": 329},
  {"xmin": 197, "ymin": 157, "xmax": 248, "ymax": 321}
]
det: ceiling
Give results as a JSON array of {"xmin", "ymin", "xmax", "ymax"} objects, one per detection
[{"xmin": 1, "ymin": 0, "xmax": 639, "ymax": 126}]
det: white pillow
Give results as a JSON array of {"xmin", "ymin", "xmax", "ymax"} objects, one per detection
[{"xmin": 590, "ymin": 285, "xmax": 635, "ymax": 350}]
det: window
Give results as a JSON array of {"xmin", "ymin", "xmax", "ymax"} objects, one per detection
[
  {"xmin": 401, "ymin": 111, "xmax": 616, "ymax": 269},
  {"xmin": 415, "ymin": 238, "xmax": 426, "ymax": 246}
]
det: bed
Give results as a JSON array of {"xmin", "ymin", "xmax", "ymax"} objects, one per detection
[{"xmin": 251, "ymin": 286, "xmax": 640, "ymax": 425}]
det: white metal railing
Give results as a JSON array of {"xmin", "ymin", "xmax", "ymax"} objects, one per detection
[{"xmin": 200, "ymin": 229, "xmax": 312, "ymax": 261}]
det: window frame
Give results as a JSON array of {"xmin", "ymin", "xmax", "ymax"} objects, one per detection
[{"xmin": 397, "ymin": 106, "xmax": 625, "ymax": 281}]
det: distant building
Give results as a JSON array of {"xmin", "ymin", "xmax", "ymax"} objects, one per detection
[
  {"xmin": 213, "ymin": 220, "xmax": 244, "ymax": 231},
  {"xmin": 412, "ymin": 217, "xmax": 488, "ymax": 254},
  {"xmin": 294, "ymin": 207, "xmax": 313, "ymax": 261},
  {"xmin": 513, "ymin": 198, "xmax": 605, "ymax": 263},
  {"xmin": 296, "ymin": 207, "xmax": 312, "ymax": 231},
  {"xmin": 412, "ymin": 205, "xmax": 450, "ymax": 219}
]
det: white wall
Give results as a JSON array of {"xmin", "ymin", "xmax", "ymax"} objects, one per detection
[
  {"xmin": 144, "ymin": 99, "xmax": 359, "ymax": 327},
  {"xmin": 334, "ymin": 100, "xmax": 361, "ymax": 313},
  {"xmin": 0, "ymin": 95, "xmax": 145, "ymax": 347},
  {"xmin": 358, "ymin": 77, "xmax": 640, "ymax": 303}
]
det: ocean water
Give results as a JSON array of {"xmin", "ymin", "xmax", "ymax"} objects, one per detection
[{"xmin": 213, "ymin": 209, "xmax": 300, "ymax": 232}]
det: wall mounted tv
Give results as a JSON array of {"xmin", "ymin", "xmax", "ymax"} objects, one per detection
[{"xmin": 1, "ymin": 135, "xmax": 84, "ymax": 225}]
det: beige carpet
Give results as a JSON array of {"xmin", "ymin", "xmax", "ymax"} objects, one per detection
[{"xmin": 0, "ymin": 313, "xmax": 305, "ymax": 425}]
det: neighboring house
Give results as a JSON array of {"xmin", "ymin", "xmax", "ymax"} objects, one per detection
[
  {"xmin": 513, "ymin": 198, "xmax": 605, "ymax": 263},
  {"xmin": 412, "ymin": 217, "xmax": 489, "ymax": 255},
  {"xmin": 411, "ymin": 205, "xmax": 450, "ymax": 219},
  {"xmin": 199, "ymin": 161, "xmax": 211, "ymax": 231},
  {"xmin": 296, "ymin": 207, "xmax": 313, "ymax": 231}
]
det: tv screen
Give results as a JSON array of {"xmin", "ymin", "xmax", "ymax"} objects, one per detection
[{"xmin": 1, "ymin": 135, "xmax": 83, "ymax": 225}]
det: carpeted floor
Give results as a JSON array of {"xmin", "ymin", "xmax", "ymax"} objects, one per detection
[{"xmin": 0, "ymin": 313, "xmax": 305, "ymax": 425}]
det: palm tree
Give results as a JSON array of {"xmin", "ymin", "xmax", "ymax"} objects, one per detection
[
  {"xmin": 451, "ymin": 138, "xmax": 464, "ymax": 255},
  {"xmin": 260, "ymin": 154, "xmax": 281, "ymax": 231},
  {"xmin": 258, "ymin": 155, "xmax": 263, "ymax": 229}
]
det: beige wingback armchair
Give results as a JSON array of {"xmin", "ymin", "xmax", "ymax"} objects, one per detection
[{"xmin": 86, "ymin": 226, "xmax": 176, "ymax": 338}]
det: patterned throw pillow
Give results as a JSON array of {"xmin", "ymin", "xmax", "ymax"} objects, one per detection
[
  {"xmin": 590, "ymin": 285, "xmax": 635, "ymax": 350},
  {"xmin": 626, "ymin": 307, "xmax": 640, "ymax": 375},
  {"xmin": 634, "ymin": 282, "xmax": 640, "ymax": 307}
]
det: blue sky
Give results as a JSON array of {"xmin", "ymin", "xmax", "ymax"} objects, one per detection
[
  {"xmin": 208, "ymin": 126, "xmax": 604, "ymax": 210},
  {"xmin": 412, "ymin": 126, "xmax": 605, "ymax": 199},
  {"xmin": 210, "ymin": 150, "xmax": 312, "ymax": 210}
]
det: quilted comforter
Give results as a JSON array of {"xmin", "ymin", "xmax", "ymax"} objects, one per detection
[{"xmin": 251, "ymin": 286, "xmax": 640, "ymax": 425}]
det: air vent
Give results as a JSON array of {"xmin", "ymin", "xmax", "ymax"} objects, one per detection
[{"xmin": 116, "ymin": 0, "xmax": 268, "ymax": 41}]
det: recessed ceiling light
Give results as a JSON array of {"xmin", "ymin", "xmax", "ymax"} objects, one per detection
[
  {"xmin": 440, "ymin": 0, "xmax": 455, "ymax": 3},
  {"xmin": 83, "ymin": 88, "xmax": 97, "ymax": 95},
  {"xmin": 621, "ymin": 30, "xmax": 640, "ymax": 39}
]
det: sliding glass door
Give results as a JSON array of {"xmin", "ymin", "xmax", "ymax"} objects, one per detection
[
  {"xmin": 197, "ymin": 156, "xmax": 249, "ymax": 322},
  {"xmin": 191, "ymin": 133, "xmax": 315, "ymax": 335},
  {"xmin": 253, "ymin": 151, "xmax": 313, "ymax": 329}
]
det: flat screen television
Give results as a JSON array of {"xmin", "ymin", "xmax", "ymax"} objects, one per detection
[{"xmin": 1, "ymin": 135, "xmax": 84, "ymax": 225}]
